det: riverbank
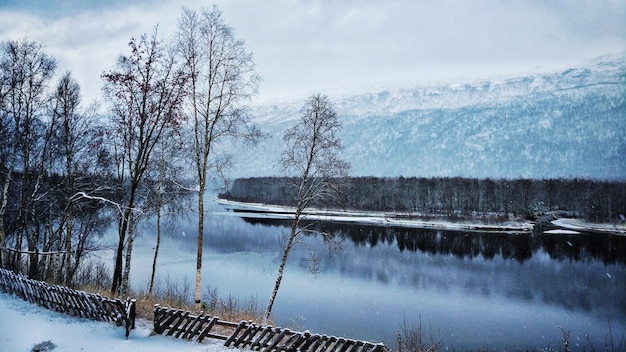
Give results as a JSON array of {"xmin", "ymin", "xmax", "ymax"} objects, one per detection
[
  {"xmin": 551, "ymin": 218, "xmax": 626, "ymax": 235},
  {"xmin": 217, "ymin": 198, "xmax": 626, "ymax": 235},
  {"xmin": 216, "ymin": 198, "xmax": 534, "ymax": 233}
]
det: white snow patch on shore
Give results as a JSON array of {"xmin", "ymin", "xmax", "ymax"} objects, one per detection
[
  {"xmin": 216, "ymin": 198, "xmax": 534, "ymax": 233},
  {"xmin": 543, "ymin": 229, "xmax": 581, "ymax": 235},
  {"xmin": 552, "ymin": 218, "xmax": 626, "ymax": 235}
]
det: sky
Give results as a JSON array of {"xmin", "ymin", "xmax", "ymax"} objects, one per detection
[{"xmin": 0, "ymin": 0, "xmax": 624, "ymax": 105}]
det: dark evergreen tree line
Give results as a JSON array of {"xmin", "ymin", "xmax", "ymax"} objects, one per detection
[{"xmin": 221, "ymin": 176, "xmax": 626, "ymax": 222}]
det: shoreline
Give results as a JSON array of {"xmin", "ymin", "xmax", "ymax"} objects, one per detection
[
  {"xmin": 551, "ymin": 218, "xmax": 626, "ymax": 236},
  {"xmin": 217, "ymin": 198, "xmax": 626, "ymax": 236},
  {"xmin": 216, "ymin": 198, "xmax": 535, "ymax": 233}
]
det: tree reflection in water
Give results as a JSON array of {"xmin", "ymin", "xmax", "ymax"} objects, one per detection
[
  {"xmin": 187, "ymin": 215, "xmax": 625, "ymax": 348},
  {"xmin": 242, "ymin": 217, "xmax": 626, "ymax": 265}
]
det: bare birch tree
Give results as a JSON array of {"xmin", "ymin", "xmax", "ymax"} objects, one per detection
[
  {"xmin": 148, "ymin": 131, "xmax": 191, "ymax": 295},
  {"xmin": 263, "ymin": 93, "xmax": 350, "ymax": 323},
  {"xmin": 0, "ymin": 38, "xmax": 56, "ymax": 271},
  {"xmin": 49, "ymin": 72, "xmax": 81, "ymax": 283},
  {"xmin": 102, "ymin": 27, "xmax": 188, "ymax": 296},
  {"xmin": 175, "ymin": 6, "xmax": 262, "ymax": 311},
  {"xmin": 49, "ymin": 72, "xmax": 109, "ymax": 285}
]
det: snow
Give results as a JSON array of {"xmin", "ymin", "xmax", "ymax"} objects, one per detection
[
  {"xmin": 543, "ymin": 229, "xmax": 582, "ymax": 235},
  {"xmin": 216, "ymin": 198, "xmax": 534, "ymax": 233},
  {"xmin": 226, "ymin": 53, "xmax": 625, "ymax": 180},
  {"xmin": 0, "ymin": 292, "xmax": 234, "ymax": 352},
  {"xmin": 552, "ymin": 218, "xmax": 626, "ymax": 235}
]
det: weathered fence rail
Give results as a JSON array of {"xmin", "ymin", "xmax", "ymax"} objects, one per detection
[
  {"xmin": 154, "ymin": 305, "xmax": 386, "ymax": 352},
  {"xmin": 0, "ymin": 268, "xmax": 136, "ymax": 338},
  {"xmin": 0, "ymin": 268, "xmax": 385, "ymax": 350}
]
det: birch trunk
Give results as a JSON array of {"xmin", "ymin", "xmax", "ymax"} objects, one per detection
[
  {"xmin": 148, "ymin": 204, "xmax": 161, "ymax": 295},
  {"xmin": 149, "ymin": 168, "xmax": 164, "ymax": 295},
  {"xmin": 63, "ymin": 204, "xmax": 73, "ymax": 285},
  {"xmin": 121, "ymin": 213, "xmax": 136, "ymax": 298},
  {"xmin": 0, "ymin": 171, "xmax": 11, "ymax": 266},
  {"xmin": 263, "ymin": 213, "xmax": 300, "ymax": 324},
  {"xmin": 194, "ymin": 184, "xmax": 205, "ymax": 311}
]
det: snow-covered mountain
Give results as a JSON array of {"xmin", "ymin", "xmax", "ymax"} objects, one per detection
[{"xmin": 227, "ymin": 53, "xmax": 626, "ymax": 180}]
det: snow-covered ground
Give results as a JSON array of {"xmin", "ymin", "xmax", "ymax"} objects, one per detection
[
  {"xmin": 0, "ymin": 292, "xmax": 233, "ymax": 352},
  {"xmin": 552, "ymin": 218, "xmax": 626, "ymax": 235},
  {"xmin": 217, "ymin": 198, "xmax": 534, "ymax": 233},
  {"xmin": 218, "ymin": 198, "xmax": 626, "ymax": 236}
]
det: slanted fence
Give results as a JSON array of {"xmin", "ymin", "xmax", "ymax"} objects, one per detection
[
  {"xmin": 0, "ymin": 268, "xmax": 136, "ymax": 338},
  {"xmin": 0, "ymin": 267, "xmax": 386, "ymax": 351},
  {"xmin": 153, "ymin": 305, "xmax": 386, "ymax": 352}
]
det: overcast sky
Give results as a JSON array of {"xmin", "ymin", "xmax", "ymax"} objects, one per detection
[{"xmin": 1, "ymin": 0, "xmax": 624, "ymax": 104}]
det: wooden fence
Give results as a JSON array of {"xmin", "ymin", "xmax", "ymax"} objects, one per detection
[
  {"xmin": 0, "ymin": 267, "xmax": 386, "ymax": 350},
  {"xmin": 154, "ymin": 305, "xmax": 387, "ymax": 352},
  {"xmin": 0, "ymin": 268, "xmax": 136, "ymax": 338}
]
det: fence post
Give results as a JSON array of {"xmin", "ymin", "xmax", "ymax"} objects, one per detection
[{"xmin": 125, "ymin": 298, "xmax": 136, "ymax": 339}]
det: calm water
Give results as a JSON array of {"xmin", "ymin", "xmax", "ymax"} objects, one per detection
[{"xmin": 125, "ymin": 198, "xmax": 625, "ymax": 350}]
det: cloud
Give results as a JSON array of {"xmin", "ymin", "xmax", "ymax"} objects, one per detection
[
  {"xmin": 212, "ymin": 0, "xmax": 626, "ymax": 98},
  {"xmin": 0, "ymin": 0, "xmax": 624, "ymax": 104},
  {"xmin": 0, "ymin": 1, "xmax": 177, "ymax": 105}
]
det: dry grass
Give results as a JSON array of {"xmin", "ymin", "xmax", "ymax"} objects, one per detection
[
  {"xmin": 396, "ymin": 316, "xmax": 440, "ymax": 352},
  {"xmin": 394, "ymin": 317, "xmax": 626, "ymax": 352},
  {"xmin": 77, "ymin": 281, "xmax": 270, "ymax": 326},
  {"xmin": 72, "ymin": 260, "xmax": 270, "ymax": 325}
]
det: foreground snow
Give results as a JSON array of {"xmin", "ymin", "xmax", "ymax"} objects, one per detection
[{"xmin": 0, "ymin": 292, "xmax": 233, "ymax": 352}]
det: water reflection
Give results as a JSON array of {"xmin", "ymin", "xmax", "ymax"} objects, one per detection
[
  {"xmin": 140, "ymin": 209, "xmax": 625, "ymax": 349},
  {"xmin": 235, "ymin": 216, "xmax": 625, "ymax": 347},
  {"xmin": 241, "ymin": 217, "xmax": 626, "ymax": 265}
]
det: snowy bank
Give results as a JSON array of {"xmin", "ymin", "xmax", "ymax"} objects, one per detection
[
  {"xmin": 0, "ymin": 292, "xmax": 233, "ymax": 352},
  {"xmin": 216, "ymin": 198, "xmax": 534, "ymax": 233},
  {"xmin": 551, "ymin": 218, "xmax": 626, "ymax": 236}
]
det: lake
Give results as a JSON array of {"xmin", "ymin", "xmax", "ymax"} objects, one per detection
[{"xmin": 122, "ymin": 196, "xmax": 625, "ymax": 350}]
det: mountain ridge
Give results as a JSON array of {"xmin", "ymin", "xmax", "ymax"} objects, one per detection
[{"xmin": 226, "ymin": 54, "xmax": 625, "ymax": 180}]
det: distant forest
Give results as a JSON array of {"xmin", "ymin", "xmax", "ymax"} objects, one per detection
[{"xmin": 220, "ymin": 177, "xmax": 626, "ymax": 222}]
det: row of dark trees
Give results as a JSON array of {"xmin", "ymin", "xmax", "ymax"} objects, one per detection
[{"xmin": 222, "ymin": 176, "xmax": 626, "ymax": 222}]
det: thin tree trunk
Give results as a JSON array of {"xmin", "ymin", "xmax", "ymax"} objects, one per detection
[
  {"xmin": 263, "ymin": 216, "xmax": 299, "ymax": 324},
  {"xmin": 150, "ymin": 152, "xmax": 166, "ymax": 295},
  {"xmin": 149, "ymin": 197, "xmax": 162, "ymax": 295},
  {"xmin": 112, "ymin": 215, "xmax": 127, "ymax": 294},
  {"xmin": 121, "ymin": 212, "xmax": 136, "ymax": 298},
  {"xmin": 0, "ymin": 169, "xmax": 11, "ymax": 267},
  {"xmin": 112, "ymin": 181, "xmax": 138, "ymax": 294},
  {"xmin": 195, "ymin": 185, "xmax": 204, "ymax": 311},
  {"xmin": 27, "ymin": 238, "xmax": 38, "ymax": 279},
  {"xmin": 63, "ymin": 204, "xmax": 73, "ymax": 285}
]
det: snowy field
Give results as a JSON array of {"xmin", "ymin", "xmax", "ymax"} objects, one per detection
[{"xmin": 0, "ymin": 292, "xmax": 234, "ymax": 352}]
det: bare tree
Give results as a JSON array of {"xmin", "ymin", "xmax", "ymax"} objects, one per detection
[
  {"xmin": 147, "ymin": 131, "xmax": 192, "ymax": 295},
  {"xmin": 176, "ymin": 5, "xmax": 262, "ymax": 311},
  {"xmin": 49, "ymin": 72, "xmax": 111, "ymax": 285},
  {"xmin": 263, "ymin": 93, "xmax": 350, "ymax": 323},
  {"xmin": 102, "ymin": 27, "xmax": 188, "ymax": 296},
  {"xmin": 0, "ymin": 38, "xmax": 56, "ymax": 271}
]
